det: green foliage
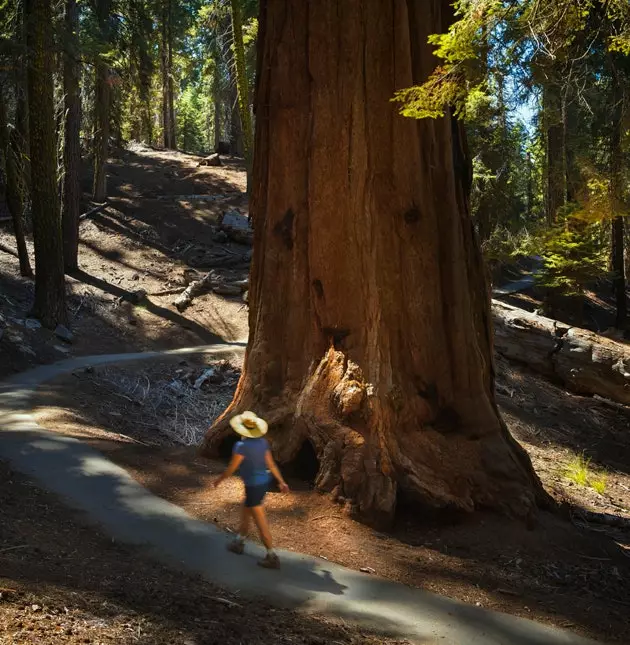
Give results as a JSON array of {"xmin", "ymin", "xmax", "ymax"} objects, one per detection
[
  {"xmin": 482, "ymin": 226, "xmax": 536, "ymax": 264},
  {"xmin": 176, "ymin": 85, "xmax": 208, "ymax": 153},
  {"xmin": 534, "ymin": 204, "xmax": 608, "ymax": 296}
]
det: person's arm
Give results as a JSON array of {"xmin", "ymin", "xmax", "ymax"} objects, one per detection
[
  {"xmin": 265, "ymin": 450, "xmax": 289, "ymax": 493},
  {"xmin": 212, "ymin": 453, "xmax": 244, "ymax": 488}
]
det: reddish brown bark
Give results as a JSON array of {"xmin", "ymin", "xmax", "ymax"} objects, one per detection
[{"xmin": 202, "ymin": 0, "xmax": 548, "ymax": 527}]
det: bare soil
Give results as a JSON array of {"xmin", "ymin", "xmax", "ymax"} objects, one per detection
[
  {"xmin": 0, "ymin": 460, "xmax": 409, "ymax": 645},
  {"xmin": 34, "ymin": 355, "xmax": 630, "ymax": 645},
  {"xmin": 0, "ymin": 144, "xmax": 248, "ymax": 380}
]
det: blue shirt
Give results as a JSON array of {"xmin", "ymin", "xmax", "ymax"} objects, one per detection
[{"xmin": 233, "ymin": 437, "xmax": 271, "ymax": 486}]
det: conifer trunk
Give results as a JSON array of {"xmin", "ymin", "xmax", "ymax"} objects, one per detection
[
  {"xmin": 229, "ymin": 0, "xmax": 253, "ymax": 184},
  {"xmin": 26, "ymin": 0, "xmax": 67, "ymax": 327},
  {"xmin": 161, "ymin": 0, "xmax": 176, "ymax": 149},
  {"xmin": 213, "ymin": 65, "xmax": 222, "ymax": 152},
  {"xmin": 0, "ymin": 88, "xmax": 32, "ymax": 278},
  {"xmin": 93, "ymin": 0, "xmax": 111, "ymax": 202},
  {"xmin": 544, "ymin": 80, "xmax": 565, "ymax": 226},
  {"xmin": 610, "ymin": 70, "xmax": 626, "ymax": 329},
  {"xmin": 202, "ymin": 0, "xmax": 548, "ymax": 527},
  {"xmin": 62, "ymin": 0, "xmax": 81, "ymax": 271}
]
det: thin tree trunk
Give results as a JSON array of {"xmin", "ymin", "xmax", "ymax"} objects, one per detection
[
  {"xmin": 610, "ymin": 69, "xmax": 626, "ymax": 329},
  {"xmin": 14, "ymin": 1, "xmax": 31, "ymax": 195},
  {"xmin": 62, "ymin": 0, "xmax": 81, "ymax": 272},
  {"xmin": 7, "ymin": 131, "xmax": 33, "ymax": 277},
  {"xmin": 160, "ymin": 0, "xmax": 175, "ymax": 149},
  {"xmin": 229, "ymin": 82, "xmax": 243, "ymax": 156},
  {"xmin": 0, "ymin": 87, "xmax": 32, "ymax": 278},
  {"xmin": 202, "ymin": 0, "xmax": 548, "ymax": 527},
  {"xmin": 93, "ymin": 0, "xmax": 111, "ymax": 202},
  {"xmin": 167, "ymin": 6, "xmax": 176, "ymax": 150},
  {"xmin": 544, "ymin": 80, "xmax": 565, "ymax": 226},
  {"xmin": 26, "ymin": 0, "xmax": 67, "ymax": 327},
  {"xmin": 229, "ymin": 0, "xmax": 253, "ymax": 186},
  {"xmin": 213, "ymin": 65, "xmax": 222, "ymax": 152}
]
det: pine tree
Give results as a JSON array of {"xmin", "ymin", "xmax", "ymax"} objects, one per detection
[{"xmin": 26, "ymin": 0, "xmax": 67, "ymax": 327}]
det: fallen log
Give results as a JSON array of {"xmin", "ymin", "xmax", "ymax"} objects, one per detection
[
  {"xmin": 173, "ymin": 271, "xmax": 218, "ymax": 312},
  {"xmin": 79, "ymin": 201, "xmax": 107, "ymax": 221},
  {"xmin": 172, "ymin": 271, "xmax": 245, "ymax": 311},
  {"xmin": 492, "ymin": 300, "xmax": 630, "ymax": 405}
]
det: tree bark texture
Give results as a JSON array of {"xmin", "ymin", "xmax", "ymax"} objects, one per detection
[
  {"xmin": 230, "ymin": 0, "xmax": 254, "ymax": 186},
  {"xmin": 26, "ymin": 0, "xmax": 67, "ymax": 327},
  {"xmin": 14, "ymin": 1, "xmax": 31, "ymax": 194},
  {"xmin": 229, "ymin": 82, "xmax": 244, "ymax": 156},
  {"xmin": 202, "ymin": 0, "xmax": 547, "ymax": 527},
  {"xmin": 93, "ymin": 0, "xmax": 111, "ymax": 202},
  {"xmin": 493, "ymin": 301, "xmax": 630, "ymax": 406},
  {"xmin": 62, "ymin": 0, "xmax": 81, "ymax": 272},
  {"xmin": 0, "ymin": 87, "xmax": 32, "ymax": 278},
  {"xmin": 161, "ymin": 0, "xmax": 176, "ymax": 149},
  {"xmin": 543, "ymin": 81, "xmax": 565, "ymax": 226},
  {"xmin": 610, "ymin": 70, "xmax": 626, "ymax": 329}
]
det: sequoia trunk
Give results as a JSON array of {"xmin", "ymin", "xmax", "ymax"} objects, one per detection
[
  {"xmin": 26, "ymin": 0, "xmax": 67, "ymax": 327},
  {"xmin": 202, "ymin": 0, "xmax": 547, "ymax": 527}
]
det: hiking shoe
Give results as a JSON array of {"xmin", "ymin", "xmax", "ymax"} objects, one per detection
[
  {"xmin": 258, "ymin": 552, "xmax": 280, "ymax": 569},
  {"xmin": 227, "ymin": 539, "xmax": 245, "ymax": 555}
]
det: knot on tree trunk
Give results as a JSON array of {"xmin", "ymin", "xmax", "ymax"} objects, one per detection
[{"xmin": 331, "ymin": 359, "xmax": 365, "ymax": 418}]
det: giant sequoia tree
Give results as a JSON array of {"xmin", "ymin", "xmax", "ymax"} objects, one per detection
[{"xmin": 202, "ymin": 0, "xmax": 547, "ymax": 526}]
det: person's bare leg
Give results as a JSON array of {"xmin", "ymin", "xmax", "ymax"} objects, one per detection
[
  {"xmin": 250, "ymin": 505, "xmax": 273, "ymax": 549},
  {"xmin": 228, "ymin": 505, "xmax": 250, "ymax": 554},
  {"xmin": 250, "ymin": 505, "xmax": 280, "ymax": 568},
  {"xmin": 239, "ymin": 505, "xmax": 251, "ymax": 538}
]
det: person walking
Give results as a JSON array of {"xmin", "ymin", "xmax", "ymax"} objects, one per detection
[{"xmin": 212, "ymin": 411, "xmax": 289, "ymax": 569}]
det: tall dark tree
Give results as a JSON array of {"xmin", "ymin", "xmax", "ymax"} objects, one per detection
[
  {"xmin": 93, "ymin": 0, "xmax": 111, "ymax": 201},
  {"xmin": 62, "ymin": 0, "xmax": 81, "ymax": 271},
  {"xmin": 202, "ymin": 0, "xmax": 548, "ymax": 527},
  {"xmin": 161, "ymin": 0, "xmax": 176, "ymax": 149},
  {"xmin": 229, "ymin": 0, "xmax": 253, "ymax": 183},
  {"xmin": 610, "ymin": 63, "xmax": 627, "ymax": 329},
  {"xmin": 0, "ymin": 85, "xmax": 33, "ymax": 278},
  {"xmin": 26, "ymin": 0, "xmax": 67, "ymax": 327}
]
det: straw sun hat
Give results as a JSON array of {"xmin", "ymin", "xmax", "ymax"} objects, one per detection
[{"xmin": 229, "ymin": 411, "xmax": 269, "ymax": 439}]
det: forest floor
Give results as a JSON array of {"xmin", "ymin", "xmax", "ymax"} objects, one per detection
[{"xmin": 1, "ymin": 145, "xmax": 630, "ymax": 644}]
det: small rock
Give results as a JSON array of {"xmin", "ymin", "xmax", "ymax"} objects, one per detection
[
  {"xmin": 53, "ymin": 345, "xmax": 70, "ymax": 354},
  {"xmin": 31, "ymin": 604, "xmax": 41, "ymax": 612},
  {"xmin": 212, "ymin": 231, "xmax": 229, "ymax": 244},
  {"xmin": 360, "ymin": 567, "xmax": 375, "ymax": 574},
  {"xmin": 131, "ymin": 273, "xmax": 140, "ymax": 281},
  {"xmin": 198, "ymin": 153, "xmax": 222, "ymax": 167},
  {"xmin": 25, "ymin": 318, "xmax": 42, "ymax": 330},
  {"xmin": 54, "ymin": 324, "xmax": 74, "ymax": 343}
]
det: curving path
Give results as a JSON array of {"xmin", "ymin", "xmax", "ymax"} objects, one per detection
[{"xmin": 0, "ymin": 345, "xmax": 598, "ymax": 645}]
